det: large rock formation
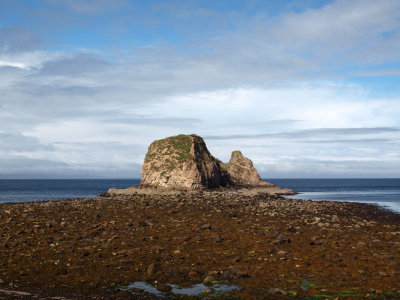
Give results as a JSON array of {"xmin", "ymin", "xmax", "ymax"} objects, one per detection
[
  {"xmin": 139, "ymin": 134, "xmax": 274, "ymax": 190},
  {"xmin": 140, "ymin": 134, "xmax": 231, "ymax": 189},
  {"xmin": 223, "ymin": 150, "xmax": 272, "ymax": 187}
]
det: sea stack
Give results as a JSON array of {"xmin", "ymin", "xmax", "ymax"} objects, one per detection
[
  {"xmin": 139, "ymin": 134, "xmax": 275, "ymax": 190},
  {"xmin": 139, "ymin": 134, "xmax": 231, "ymax": 189},
  {"xmin": 223, "ymin": 150, "xmax": 273, "ymax": 187}
]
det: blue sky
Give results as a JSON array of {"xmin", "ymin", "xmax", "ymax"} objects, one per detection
[{"xmin": 0, "ymin": 0, "xmax": 400, "ymax": 178}]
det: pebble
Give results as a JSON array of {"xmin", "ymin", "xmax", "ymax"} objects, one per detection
[
  {"xmin": 213, "ymin": 235, "xmax": 223, "ymax": 243},
  {"xmin": 201, "ymin": 224, "xmax": 212, "ymax": 230},
  {"xmin": 267, "ymin": 288, "xmax": 287, "ymax": 295},
  {"xmin": 277, "ymin": 250, "xmax": 288, "ymax": 256},
  {"xmin": 147, "ymin": 263, "xmax": 158, "ymax": 276},
  {"xmin": 378, "ymin": 271, "xmax": 389, "ymax": 277},
  {"xmin": 203, "ymin": 275, "xmax": 215, "ymax": 284},
  {"xmin": 156, "ymin": 284, "xmax": 172, "ymax": 292}
]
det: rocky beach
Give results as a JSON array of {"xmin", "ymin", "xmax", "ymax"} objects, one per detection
[
  {"xmin": 1, "ymin": 189, "xmax": 400, "ymax": 299},
  {"xmin": 1, "ymin": 135, "xmax": 400, "ymax": 299}
]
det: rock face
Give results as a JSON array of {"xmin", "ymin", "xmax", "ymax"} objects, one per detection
[
  {"xmin": 140, "ymin": 134, "xmax": 230, "ymax": 189},
  {"xmin": 139, "ymin": 134, "xmax": 274, "ymax": 190},
  {"xmin": 223, "ymin": 151, "xmax": 273, "ymax": 187}
]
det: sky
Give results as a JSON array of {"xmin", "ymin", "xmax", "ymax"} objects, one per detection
[{"xmin": 0, "ymin": 0, "xmax": 400, "ymax": 179}]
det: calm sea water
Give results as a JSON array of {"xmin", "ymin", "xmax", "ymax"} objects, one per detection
[
  {"xmin": 0, "ymin": 179, "xmax": 140, "ymax": 203},
  {"xmin": 267, "ymin": 178, "xmax": 400, "ymax": 212},
  {"xmin": 0, "ymin": 178, "xmax": 399, "ymax": 212}
]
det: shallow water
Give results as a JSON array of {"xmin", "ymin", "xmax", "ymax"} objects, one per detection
[
  {"xmin": 122, "ymin": 281, "xmax": 241, "ymax": 297},
  {"xmin": 267, "ymin": 178, "xmax": 400, "ymax": 212}
]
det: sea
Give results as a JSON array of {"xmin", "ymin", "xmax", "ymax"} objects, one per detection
[{"xmin": 0, "ymin": 178, "xmax": 399, "ymax": 212}]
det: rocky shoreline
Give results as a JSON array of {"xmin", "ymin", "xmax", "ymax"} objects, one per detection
[{"xmin": 1, "ymin": 190, "xmax": 400, "ymax": 299}]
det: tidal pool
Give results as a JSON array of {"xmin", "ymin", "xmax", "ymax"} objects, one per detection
[{"xmin": 121, "ymin": 281, "xmax": 241, "ymax": 297}]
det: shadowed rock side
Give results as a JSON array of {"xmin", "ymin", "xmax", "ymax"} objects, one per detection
[
  {"xmin": 136, "ymin": 134, "xmax": 279, "ymax": 190},
  {"xmin": 139, "ymin": 134, "xmax": 231, "ymax": 189},
  {"xmin": 223, "ymin": 150, "xmax": 274, "ymax": 187}
]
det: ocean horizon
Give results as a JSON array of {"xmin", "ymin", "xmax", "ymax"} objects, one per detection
[{"xmin": 0, "ymin": 178, "xmax": 399, "ymax": 212}]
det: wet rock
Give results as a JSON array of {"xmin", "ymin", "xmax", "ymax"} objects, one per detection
[
  {"xmin": 188, "ymin": 270, "xmax": 199, "ymax": 278},
  {"xmin": 147, "ymin": 263, "xmax": 158, "ymax": 276},
  {"xmin": 156, "ymin": 284, "xmax": 172, "ymax": 292},
  {"xmin": 222, "ymin": 270, "xmax": 233, "ymax": 280},
  {"xmin": 129, "ymin": 287, "xmax": 144, "ymax": 293},
  {"xmin": 203, "ymin": 275, "xmax": 215, "ymax": 284}
]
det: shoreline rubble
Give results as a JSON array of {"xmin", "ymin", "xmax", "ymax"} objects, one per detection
[{"xmin": 1, "ymin": 190, "xmax": 399, "ymax": 299}]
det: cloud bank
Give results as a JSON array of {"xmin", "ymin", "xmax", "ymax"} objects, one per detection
[{"xmin": 0, "ymin": 0, "xmax": 399, "ymax": 178}]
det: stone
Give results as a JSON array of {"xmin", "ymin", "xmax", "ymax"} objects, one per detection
[
  {"xmin": 310, "ymin": 237, "xmax": 326, "ymax": 245},
  {"xmin": 231, "ymin": 266, "xmax": 250, "ymax": 278},
  {"xmin": 277, "ymin": 250, "xmax": 288, "ymax": 256},
  {"xmin": 378, "ymin": 271, "xmax": 389, "ymax": 277},
  {"xmin": 271, "ymin": 237, "xmax": 291, "ymax": 245},
  {"xmin": 201, "ymin": 224, "xmax": 211, "ymax": 230},
  {"xmin": 147, "ymin": 263, "xmax": 158, "ymax": 276},
  {"xmin": 156, "ymin": 284, "xmax": 172, "ymax": 292},
  {"xmin": 203, "ymin": 275, "xmax": 215, "ymax": 284},
  {"xmin": 222, "ymin": 270, "xmax": 233, "ymax": 280},
  {"xmin": 213, "ymin": 235, "xmax": 223, "ymax": 243},
  {"xmin": 267, "ymin": 288, "xmax": 287, "ymax": 295}
]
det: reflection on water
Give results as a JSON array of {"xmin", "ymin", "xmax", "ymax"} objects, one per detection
[
  {"xmin": 286, "ymin": 193, "xmax": 400, "ymax": 212},
  {"xmin": 121, "ymin": 281, "xmax": 241, "ymax": 297}
]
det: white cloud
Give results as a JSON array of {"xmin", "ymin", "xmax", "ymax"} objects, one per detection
[
  {"xmin": 1, "ymin": 0, "xmax": 400, "ymax": 178},
  {"xmin": 15, "ymin": 83, "xmax": 398, "ymax": 178}
]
